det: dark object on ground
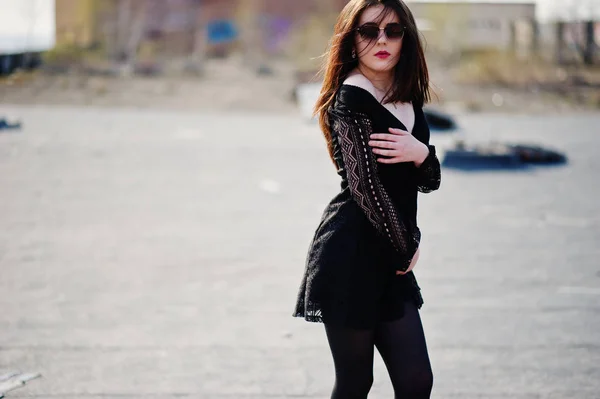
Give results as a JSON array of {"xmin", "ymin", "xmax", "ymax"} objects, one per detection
[
  {"xmin": 423, "ymin": 108, "xmax": 457, "ymax": 132},
  {"xmin": 442, "ymin": 140, "xmax": 567, "ymax": 170},
  {"xmin": 256, "ymin": 64, "xmax": 274, "ymax": 76},
  {"xmin": 509, "ymin": 144, "xmax": 567, "ymax": 164},
  {"xmin": 134, "ymin": 62, "xmax": 163, "ymax": 77},
  {"xmin": 0, "ymin": 118, "xmax": 22, "ymax": 131},
  {"xmin": 0, "ymin": 53, "xmax": 43, "ymax": 76}
]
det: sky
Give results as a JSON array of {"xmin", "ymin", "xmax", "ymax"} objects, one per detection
[{"xmin": 536, "ymin": 0, "xmax": 599, "ymax": 21}]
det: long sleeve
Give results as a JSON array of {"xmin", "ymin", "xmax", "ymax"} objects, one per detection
[
  {"xmin": 331, "ymin": 109, "xmax": 420, "ymax": 271},
  {"xmin": 416, "ymin": 145, "xmax": 441, "ymax": 193}
]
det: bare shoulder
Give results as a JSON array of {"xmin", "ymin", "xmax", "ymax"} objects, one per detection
[{"xmin": 342, "ymin": 73, "xmax": 376, "ymax": 97}]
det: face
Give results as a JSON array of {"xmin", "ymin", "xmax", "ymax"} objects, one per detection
[{"xmin": 354, "ymin": 5, "xmax": 404, "ymax": 75}]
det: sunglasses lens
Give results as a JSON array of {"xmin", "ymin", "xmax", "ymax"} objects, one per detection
[
  {"xmin": 358, "ymin": 26, "xmax": 379, "ymax": 40},
  {"xmin": 385, "ymin": 25, "xmax": 404, "ymax": 39},
  {"xmin": 358, "ymin": 24, "xmax": 405, "ymax": 40}
]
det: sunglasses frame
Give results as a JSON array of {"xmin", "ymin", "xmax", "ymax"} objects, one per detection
[{"xmin": 355, "ymin": 23, "xmax": 406, "ymax": 41}]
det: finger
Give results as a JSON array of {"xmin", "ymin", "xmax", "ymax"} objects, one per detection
[
  {"xmin": 378, "ymin": 157, "xmax": 404, "ymax": 164},
  {"xmin": 370, "ymin": 133, "xmax": 398, "ymax": 141},
  {"xmin": 396, "ymin": 270, "xmax": 406, "ymax": 275},
  {"xmin": 369, "ymin": 140, "xmax": 395, "ymax": 149},
  {"xmin": 389, "ymin": 128, "xmax": 409, "ymax": 135},
  {"xmin": 373, "ymin": 148, "xmax": 395, "ymax": 156}
]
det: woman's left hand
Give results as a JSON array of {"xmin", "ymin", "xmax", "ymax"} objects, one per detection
[
  {"xmin": 369, "ymin": 128, "xmax": 429, "ymax": 166},
  {"xmin": 396, "ymin": 247, "xmax": 420, "ymax": 276}
]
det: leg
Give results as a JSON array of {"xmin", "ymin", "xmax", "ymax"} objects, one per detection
[
  {"xmin": 374, "ymin": 301, "xmax": 433, "ymax": 399},
  {"xmin": 324, "ymin": 323, "xmax": 375, "ymax": 399}
]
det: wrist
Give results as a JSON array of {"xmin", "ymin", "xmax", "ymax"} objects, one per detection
[{"xmin": 414, "ymin": 143, "xmax": 429, "ymax": 167}]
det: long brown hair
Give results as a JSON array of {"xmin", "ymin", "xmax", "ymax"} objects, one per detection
[{"xmin": 314, "ymin": 0, "xmax": 431, "ymax": 167}]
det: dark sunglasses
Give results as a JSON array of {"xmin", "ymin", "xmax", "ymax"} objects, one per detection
[{"xmin": 356, "ymin": 23, "xmax": 406, "ymax": 40}]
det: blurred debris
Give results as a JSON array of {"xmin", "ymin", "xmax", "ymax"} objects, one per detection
[
  {"xmin": 423, "ymin": 108, "xmax": 457, "ymax": 132},
  {"xmin": 443, "ymin": 140, "xmax": 521, "ymax": 170},
  {"xmin": 442, "ymin": 139, "xmax": 567, "ymax": 170},
  {"xmin": 0, "ymin": 373, "xmax": 20, "ymax": 384},
  {"xmin": 256, "ymin": 64, "xmax": 274, "ymax": 76},
  {"xmin": 510, "ymin": 143, "xmax": 568, "ymax": 164},
  {"xmin": 0, "ymin": 118, "xmax": 22, "ymax": 132},
  {"xmin": 0, "ymin": 372, "xmax": 42, "ymax": 398}
]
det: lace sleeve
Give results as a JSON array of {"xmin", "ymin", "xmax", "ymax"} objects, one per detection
[
  {"xmin": 331, "ymin": 110, "xmax": 420, "ymax": 271},
  {"xmin": 416, "ymin": 145, "xmax": 441, "ymax": 193}
]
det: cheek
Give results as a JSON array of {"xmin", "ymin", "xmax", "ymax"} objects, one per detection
[
  {"xmin": 355, "ymin": 37, "xmax": 370, "ymax": 54},
  {"xmin": 392, "ymin": 40, "xmax": 403, "ymax": 57}
]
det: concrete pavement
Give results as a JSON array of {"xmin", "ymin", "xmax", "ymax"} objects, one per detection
[{"xmin": 1, "ymin": 105, "xmax": 599, "ymax": 398}]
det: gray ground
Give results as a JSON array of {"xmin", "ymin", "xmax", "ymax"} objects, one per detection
[{"xmin": 1, "ymin": 105, "xmax": 599, "ymax": 398}]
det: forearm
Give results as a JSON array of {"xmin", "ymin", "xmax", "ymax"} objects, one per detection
[
  {"xmin": 415, "ymin": 144, "xmax": 441, "ymax": 193},
  {"xmin": 333, "ymin": 110, "xmax": 421, "ymax": 264}
]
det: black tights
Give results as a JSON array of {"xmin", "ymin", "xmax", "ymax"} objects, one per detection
[{"xmin": 324, "ymin": 302, "xmax": 433, "ymax": 399}]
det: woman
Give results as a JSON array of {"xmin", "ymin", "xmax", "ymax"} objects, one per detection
[{"xmin": 293, "ymin": 1, "xmax": 441, "ymax": 398}]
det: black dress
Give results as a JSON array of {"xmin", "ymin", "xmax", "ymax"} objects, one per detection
[{"xmin": 293, "ymin": 84, "xmax": 441, "ymax": 329}]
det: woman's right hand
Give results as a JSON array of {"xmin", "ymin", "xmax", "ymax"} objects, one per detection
[
  {"xmin": 369, "ymin": 128, "xmax": 429, "ymax": 166},
  {"xmin": 396, "ymin": 247, "xmax": 420, "ymax": 275}
]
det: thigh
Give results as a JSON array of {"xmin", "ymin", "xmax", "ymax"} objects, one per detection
[
  {"xmin": 374, "ymin": 301, "xmax": 433, "ymax": 396},
  {"xmin": 325, "ymin": 323, "xmax": 375, "ymax": 372},
  {"xmin": 324, "ymin": 323, "xmax": 376, "ymax": 399}
]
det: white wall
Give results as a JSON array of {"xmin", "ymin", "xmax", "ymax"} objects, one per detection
[
  {"xmin": 408, "ymin": 1, "xmax": 536, "ymax": 51},
  {"xmin": 0, "ymin": 0, "xmax": 56, "ymax": 54},
  {"xmin": 537, "ymin": 0, "xmax": 600, "ymax": 22}
]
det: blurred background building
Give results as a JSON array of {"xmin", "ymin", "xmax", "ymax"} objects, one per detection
[
  {"xmin": 1, "ymin": 0, "xmax": 597, "ymax": 74},
  {"xmin": 409, "ymin": 0, "xmax": 537, "ymax": 53},
  {"xmin": 1, "ymin": 0, "xmax": 598, "ymax": 112}
]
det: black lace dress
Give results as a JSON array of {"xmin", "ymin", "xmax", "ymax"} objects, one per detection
[{"xmin": 293, "ymin": 84, "xmax": 441, "ymax": 329}]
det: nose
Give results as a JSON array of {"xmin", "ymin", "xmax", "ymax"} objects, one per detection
[{"xmin": 376, "ymin": 29, "xmax": 387, "ymax": 44}]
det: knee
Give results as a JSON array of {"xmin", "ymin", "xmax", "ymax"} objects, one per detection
[
  {"xmin": 334, "ymin": 372, "xmax": 373, "ymax": 398},
  {"xmin": 359, "ymin": 373, "xmax": 375, "ymax": 395},
  {"xmin": 394, "ymin": 368, "xmax": 433, "ymax": 398},
  {"xmin": 417, "ymin": 368, "xmax": 434, "ymax": 395}
]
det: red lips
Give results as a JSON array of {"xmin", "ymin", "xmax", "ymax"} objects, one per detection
[{"xmin": 375, "ymin": 51, "xmax": 390, "ymax": 59}]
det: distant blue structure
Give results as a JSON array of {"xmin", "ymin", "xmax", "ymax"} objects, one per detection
[{"xmin": 206, "ymin": 19, "xmax": 238, "ymax": 45}]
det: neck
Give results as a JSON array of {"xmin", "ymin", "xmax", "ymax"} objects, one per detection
[{"xmin": 357, "ymin": 65, "xmax": 394, "ymax": 94}]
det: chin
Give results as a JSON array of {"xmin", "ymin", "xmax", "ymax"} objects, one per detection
[{"xmin": 363, "ymin": 62, "xmax": 397, "ymax": 73}]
